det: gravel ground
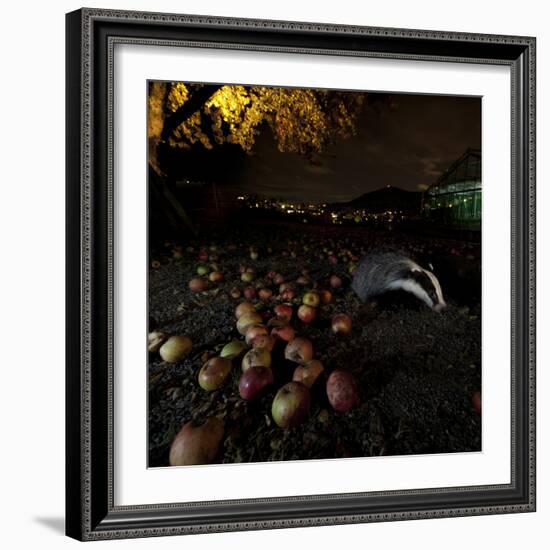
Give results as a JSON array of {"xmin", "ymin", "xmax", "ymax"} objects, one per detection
[{"xmin": 148, "ymin": 223, "xmax": 481, "ymax": 467}]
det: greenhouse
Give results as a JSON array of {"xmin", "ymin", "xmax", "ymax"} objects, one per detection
[{"xmin": 423, "ymin": 148, "xmax": 481, "ymax": 230}]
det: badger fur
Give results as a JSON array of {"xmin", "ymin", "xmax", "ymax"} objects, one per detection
[{"xmin": 351, "ymin": 251, "xmax": 446, "ymax": 312}]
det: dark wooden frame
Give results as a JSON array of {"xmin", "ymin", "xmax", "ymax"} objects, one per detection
[{"xmin": 66, "ymin": 8, "xmax": 536, "ymax": 541}]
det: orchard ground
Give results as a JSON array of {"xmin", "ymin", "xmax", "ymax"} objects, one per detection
[{"xmin": 148, "ymin": 222, "xmax": 481, "ymax": 467}]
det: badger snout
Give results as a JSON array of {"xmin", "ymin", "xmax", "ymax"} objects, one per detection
[{"xmin": 433, "ymin": 302, "xmax": 447, "ymax": 313}]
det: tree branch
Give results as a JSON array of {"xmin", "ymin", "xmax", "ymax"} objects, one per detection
[{"xmin": 160, "ymin": 84, "xmax": 222, "ymax": 143}]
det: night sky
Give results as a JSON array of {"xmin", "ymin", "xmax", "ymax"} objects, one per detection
[{"xmin": 227, "ymin": 92, "xmax": 481, "ymax": 203}]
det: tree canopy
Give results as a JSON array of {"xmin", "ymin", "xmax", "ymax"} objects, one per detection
[{"xmin": 148, "ymin": 82, "xmax": 366, "ymax": 174}]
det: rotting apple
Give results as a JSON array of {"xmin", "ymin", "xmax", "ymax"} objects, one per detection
[
  {"xmin": 284, "ymin": 337, "xmax": 314, "ymax": 364},
  {"xmin": 241, "ymin": 347, "xmax": 272, "ymax": 371},
  {"xmin": 292, "ymin": 359, "xmax": 324, "ymax": 388},
  {"xmin": 326, "ymin": 370, "xmax": 359, "ymax": 413}
]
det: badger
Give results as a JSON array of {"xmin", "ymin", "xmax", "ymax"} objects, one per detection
[{"xmin": 351, "ymin": 251, "xmax": 446, "ymax": 312}]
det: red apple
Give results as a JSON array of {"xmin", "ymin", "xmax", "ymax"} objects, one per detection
[
  {"xmin": 189, "ymin": 278, "xmax": 208, "ymax": 292},
  {"xmin": 271, "ymin": 382, "xmax": 311, "ymax": 428},
  {"xmin": 243, "ymin": 286, "xmax": 257, "ymax": 300},
  {"xmin": 258, "ymin": 288, "xmax": 273, "ymax": 301},
  {"xmin": 208, "ymin": 271, "xmax": 224, "ymax": 282},
  {"xmin": 169, "ymin": 416, "xmax": 224, "ymax": 466},
  {"xmin": 327, "ymin": 370, "xmax": 359, "ymax": 412},
  {"xmin": 274, "ymin": 303, "xmax": 293, "ymax": 322},
  {"xmin": 329, "ymin": 275, "xmax": 342, "ymax": 289},
  {"xmin": 280, "ymin": 288, "xmax": 296, "ymax": 301},
  {"xmin": 319, "ymin": 289, "xmax": 332, "ymax": 304},
  {"xmin": 239, "ymin": 366, "xmax": 274, "ymax": 400},
  {"xmin": 198, "ymin": 250, "xmax": 209, "ymax": 262},
  {"xmin": 298, "ymin": 304, "xmax": 317, "ymax": 324},
  {"xmin": 271, "ymin": 324, "xmax": 296, "ymax": 343},
  {"xmin": 273, "ymin": 274, "xmax": 285, "ymax": 285}
]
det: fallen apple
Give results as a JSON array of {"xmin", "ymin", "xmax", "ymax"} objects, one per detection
[
  {"xmin": 242, "ymin": 347, "xmax": 272, "ymax": 371},
  {"xmin": 258, "ymin": 288, "xmax": 273, "ymax": 301},
  {"xmin": 198, "ymin": 250, "xmax": 209, "ymax": 262},
  {"xmin": 235, "ymin": 302, "xmax": 256, "ymax": 319},
  {"xmin": 250, "ymin": 334, "xmax": 275, "ymax": 353},
  {"xmin": 230, "ymin": 287, "xmax": 242, "ymax": 299},
  {"xmin": 326, "ymin": 370, "xmax": 359, "ymax": 412},
  {"xmin": 271, "ymin": 382, "xmax": 311, "ymax": 428},
  {"xmin": 302, "ymin": 291, "xmax": 320, "ymax": 307},
  {"xmin": 271, "ymin": 324, "xmax": 296, "ymax": 343},
  {"xmin": 208, "ymin": 271, "xmax": 224, "ymax": 282},
  {"xmin": 331, "ymin": 313, "xmax": 352, "ymax": 335},
  {"xmin": 188, "ymin": 277, "xmax": 208, "ymax": 293},
  {"xmin": 148, "ymin": 330, "xmax": 167, "ymax": 353},
  {"xmin": 169, "ymin": 416, "xmax": 224, "ymax": 466},
  {"xmin": 159, "ymin": 335, "xmax": 192, "ymax": 363},
  {"xmin": 284, "ymin": 337, "xmax": 314, "ymax": 364},
  {"xmin": 220, "ymin": 340, "xmax": 248, "ymax": 360},
  {"xmin": 238, "ymin": 366, "xmax": 274, "ymax": 400},
  {"xmin": 243, "ymin": 286, "xmax": 257, "ymax": 300},
  {"xmin": 198, "ymin": 357, "xmax": 233, "ymax": 391},
  {"xmin": 329, "ymin": 275, "xmax": 342, "ymax": 289},
  {"xmin": 241, "ymin": 271, "xmax": 255, "ymax": 283},
  {"xmin": 245, "ymin": 324, "xmax": 269, "ymax": 346},
  {"xmin": 298, "ymin": 304, "xmax": 317, "ymax": 324},
  {"xmin": 280, "ymin": 288, "xmax": 296, "ymax": 301},
  {"xmin": 196, "ymin": 264, "xmax": 209, "ymax": 276},
  {"xmin": 292, "ymin": 359, "xmax": 324, "ymax": 388},
  {"xmin": 274, "ymin": 303, "xmax": 293, "ymax": 322},
  {"xmin": 236, "ymin": 312, "xmax": 263, "ymax": 335}
]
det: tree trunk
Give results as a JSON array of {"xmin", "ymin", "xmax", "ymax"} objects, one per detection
[{"xmin": 149, "ymin": 84, "xmax": 223, "ymax": 235}]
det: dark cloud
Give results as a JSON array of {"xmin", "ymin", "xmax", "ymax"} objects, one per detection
[{"xmin": 232, "ymin": 92, "xmax": 481, "ymax": 203}]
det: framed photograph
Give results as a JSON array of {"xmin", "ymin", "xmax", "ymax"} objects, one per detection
[{"xmin": 65, "ymin": 8, "xmax": 536, "ymax": 541}]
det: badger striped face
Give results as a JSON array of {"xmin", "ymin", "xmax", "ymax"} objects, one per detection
[{"xmin": 409, "ymin": 267, "xmax": 446, "ymax": 311}]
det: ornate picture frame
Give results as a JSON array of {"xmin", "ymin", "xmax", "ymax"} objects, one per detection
[{"xmin": 66, "ymin": 8, "xmax": 536, "ymax": 541}]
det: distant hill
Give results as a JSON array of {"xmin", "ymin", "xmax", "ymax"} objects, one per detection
[{"xmin": 330, "ymin": 185, "xmax": 422, "ymax": 214}]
